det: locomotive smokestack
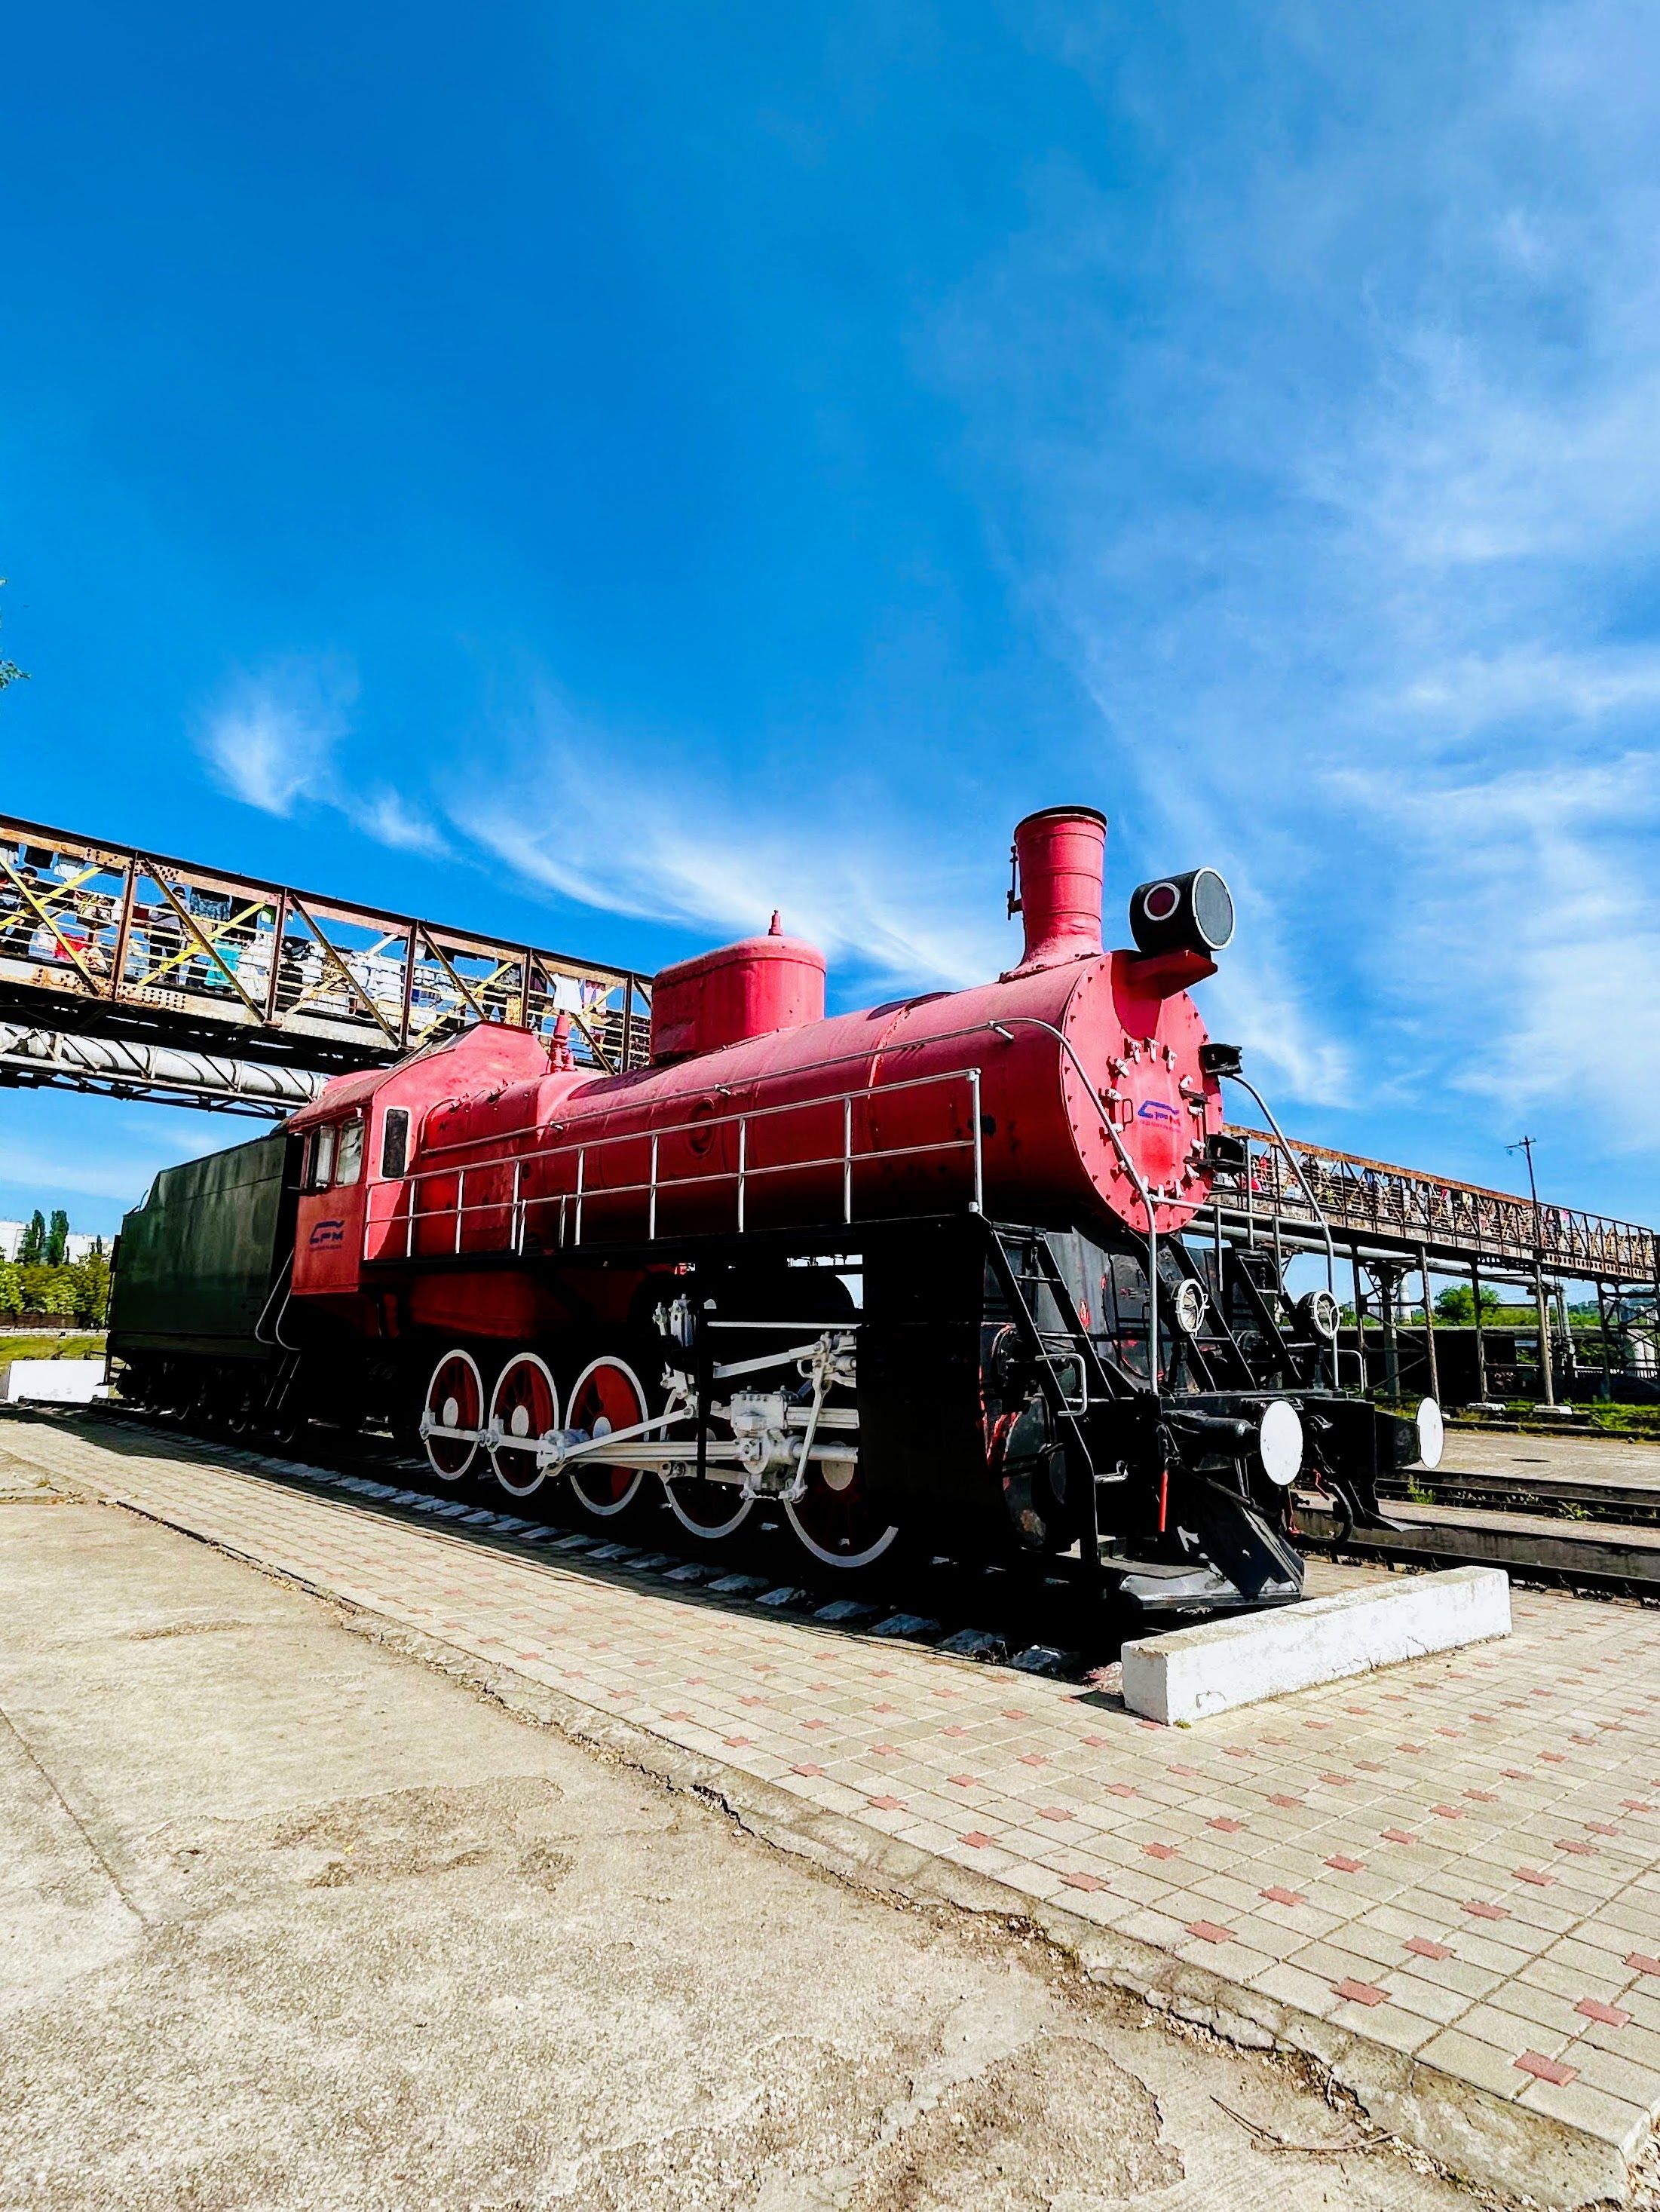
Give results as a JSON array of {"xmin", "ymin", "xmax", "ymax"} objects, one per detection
[{"xmin": 1008, "ymin": 805, "xmax": 1107, "ymax": 973}]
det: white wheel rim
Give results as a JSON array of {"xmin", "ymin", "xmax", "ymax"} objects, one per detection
[
  {"xmin": 423, "ymin": 1349, "xmax": 482, "ymax": 1482},
  {"xmin": 566, "ymin": 1356, "xmax": 648, "ymax": 1517},
  {"xmin": 487, "ymin": 1353, "xmax": 559, "ymax": 1499},
  {"xmin": 785, "ymin": 1480, "xmax": 899, "ymax": 1570},
  {"xmin": 663, "ymin": 1477, "xmax": 753, "ymax": 1541}
]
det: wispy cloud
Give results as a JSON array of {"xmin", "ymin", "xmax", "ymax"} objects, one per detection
[
  {"xmin": 449, "ymin": 703, "xmax": 1009, "ymax": 997},
  {"xmin": 926, "ymin": 0, "xmax": 1660, "ymax": 1162},
  {"xmin": 350, "ymin": 786, "xmax": 449, "ymax": 856},
  {"xmin": 198, "ymin": 660, "xmax": 353, "ymax": 816},
  {"xmin": 197, "ymin": 659, "xmax": 448, "ymax": 858},
  {"xmin": 1333, "ymin": 753, "xmax": 1660, "ymax": 1138}
]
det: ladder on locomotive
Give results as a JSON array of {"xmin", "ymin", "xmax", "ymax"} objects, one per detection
[
  {"xmin": 984, "ymin": 1227, "xmax": 1135, "ymax": 1598},
  {"xmin": 1178, "ymin": 1242, "xmax": 1334, "ymax": 1394},
  {"xmin": 986, "ymin": 1229, "xmax": 1124, "ymax": 1416}
]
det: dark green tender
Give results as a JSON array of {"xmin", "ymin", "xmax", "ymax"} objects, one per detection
[{"xmin": 108, "ymin": 1132, "xmax": 289, "ymax": 1356}]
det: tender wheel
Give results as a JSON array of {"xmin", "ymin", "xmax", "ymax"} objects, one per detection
[
  {"xmin": 565, "ymin": 1356, "xmax": 649, "ymax": 1520},
  {"xmin": 662, "ymin": 1471, "xmax": 753, "ymax": 1544},
  {"xmin": 784, "ymin": 1455, "xmax": 899, "ymax": 1570},
  {"xmin": 487, "ymin": 1353, "xmax": 560, "ymax": 1498},
  {"xmin": 423, "ymin": 1348, "xmax": 484, "ymax": 1482}
]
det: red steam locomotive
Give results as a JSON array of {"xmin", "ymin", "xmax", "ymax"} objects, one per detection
[{"xmin": 110, "ymin": 807, "xmax": 1435, "ymax": 1611}]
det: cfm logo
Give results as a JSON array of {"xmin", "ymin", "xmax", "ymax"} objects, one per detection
[
  {"xmin": 308, "ymin": 1218, "xmax": 345, "ymax": 1248},
  {"xmin": 1137, "ymin": 1099, "xmax": 1181, "ymax": 1126}
]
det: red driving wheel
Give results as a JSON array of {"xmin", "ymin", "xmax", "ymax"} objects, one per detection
[
  {"xmin": 785, "ymin": 1454, "xmax": 898, "ymax": 1570},
  {"xmin": 422, "ymin": 1348, "xmax": 483, "ymax": 1482},
  {"xmin": 487, "ymin": 1353, "xmax": 560, "ymax": 1499},
  {"xmin": 565, "ymin": 1356, "xmax": 649, "ymax": 1519}
]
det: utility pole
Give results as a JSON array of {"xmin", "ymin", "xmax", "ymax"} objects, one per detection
[{"xmin": 1508, "ymin": 1135, "xmax": 1554, "ymax": 1408}]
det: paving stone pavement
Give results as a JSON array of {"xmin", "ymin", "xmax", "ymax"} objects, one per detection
[{"xmin": 8, "ymin": 1414, "xmax": 1660, "ymax": 2205}]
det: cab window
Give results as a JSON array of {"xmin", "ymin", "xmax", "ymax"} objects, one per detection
[
  {"xmin": 335, "ymin": 1116, "xmax": 365, "ymax": 1187},
  {"xmin": 310, "ymin": 1123, "xmax": 337, "ymax": 1190},
  {"xmin": 380, "ymin": 1106, "xmax": 411, "ymax": 1178}
]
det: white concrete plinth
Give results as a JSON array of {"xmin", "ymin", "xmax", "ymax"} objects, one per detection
[
  {"xmin": 1120, "ymin": 1567, "xmax": 1511, "ymax": 1725},
  {"xmin": 0, "ymin": 1360, "xmax": 108, "ymax": 1405}
]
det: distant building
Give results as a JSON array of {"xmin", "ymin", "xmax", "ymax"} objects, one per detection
[{"xmin": 0, "ymin": 1222, "xmax": 105, "ymax": 1263}]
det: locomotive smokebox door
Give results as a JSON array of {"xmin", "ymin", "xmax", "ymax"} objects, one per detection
[{"xmin": 857, "ymin": 1219, "xmax": 999, "ymax": 1534}]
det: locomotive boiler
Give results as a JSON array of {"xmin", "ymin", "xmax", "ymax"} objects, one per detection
[{"xmin": 109, "ymin": 806, "xmax": 1435, "ymax": 1611}]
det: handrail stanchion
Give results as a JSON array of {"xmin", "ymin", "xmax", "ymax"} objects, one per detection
[
  {"xmin": 1227, "ymin": 1073, "xmax": 1338, "ymax": 1302},
  {"xmin": 969, "ymin": 1069, "xmax": 984, "ymax": 1215},
  {"xmin": 842, "ymin": 1095, "xmax": 853, "ymax": 1224},
  {"xmin": 455, "ymin": 1169, "xmax": 464, "ymax": 1257},
  {"xmin": 648, "ymin": 1132, "xmax": 659, "ymax": 1242},
  {"xmin": 512, "ymin": 1159, "xmax": 522, "ymax": 1255},
  {"xmin": 574, "ymin": 1150, "xmax": 585, "ymax": 1245},
  {"xmin": 737, "ymin": 1117, "xmax": 747, "ymax": 1233}
]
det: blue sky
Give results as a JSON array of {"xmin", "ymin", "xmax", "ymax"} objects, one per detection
[{"xmin": 4, "ymin": 0, "xmax": 1659, "ymax": 1239}]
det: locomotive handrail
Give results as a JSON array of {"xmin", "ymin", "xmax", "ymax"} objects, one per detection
[
  {"xmin": 1219, "ymin": 1079, "xmax": 1342, "ymax": 1392},
  {"xmin": 983, "ymin": 1015, "xmax": 1164, "ymax": 1386},
  {"xmin": 1224, "ymin": 1075, "xmax": 1339, "ymax": 1299},
  {"xmin": 403, "ymin": 1016, "xmax": 1033, "ymax": 1170},
  {"xmin": 366, "ymin": 1063, "xmax": 988, "ymax": 1263}
]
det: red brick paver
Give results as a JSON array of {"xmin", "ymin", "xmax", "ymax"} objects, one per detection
[{"xmin": 16, "ymin": 1420, "xmax": 1660, "ymax": 2175}]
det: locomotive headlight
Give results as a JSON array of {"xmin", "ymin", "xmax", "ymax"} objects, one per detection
[
  {"xmin": 1171, "ymin": 1277, "xmax": 1208, "ymax": 1336},
  {"xmin": 1416, "ymin": 1397, "xmax": 1445, "ymax": 1471},
  {"xmin": 1129, "ymin": 867, "xmax": 1236, "ymax": 957},
  {"xmin": 1295, "ymin": 1287, "xmax": 1340, "ymax": 1340},
  {"xmin": 1257, "ymin": 1399, "xmax": 1303, "ymax": 1487}
]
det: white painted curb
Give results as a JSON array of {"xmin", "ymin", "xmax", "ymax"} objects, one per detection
[
  {"xmin": 0, "ymin": 1359, "xmax": 109, "ymax": 1405},
  {"xmin": 1120, "ymin": 1567, "xmax": 1511, "ymax": 1725}
]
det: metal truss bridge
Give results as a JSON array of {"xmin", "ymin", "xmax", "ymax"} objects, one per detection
[
  {"xmin": 0, "ymin": 811, "xmax": 651, "ymax": 1117},
  {"xmin": 1202, "ymin": 1132, "xmax": 1656, "ymax": 1291},
  {"xmin": 4, "ymin": 809, "xmax": 1654, "ymax": 1334}
]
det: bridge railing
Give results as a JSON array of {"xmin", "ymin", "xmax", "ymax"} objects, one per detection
[
  {"xmin": 1215, "ymin": 1128, "xmax": 1658, "ymax": 1282},
  {"xmin": 0, "ymin": 813, "xmax": 652, "ymax": 1074}
]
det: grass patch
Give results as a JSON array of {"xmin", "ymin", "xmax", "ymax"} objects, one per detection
[
  {"xmin": 1450, "ymin": 1399, "xmax": 1660, "ymax": 1442},
  {"xmin": 0, "ymin": 1332, "xmax": 108, "ymax": 1368},
  {"xmin": 1579, "ymin": 1402, "xmax": 1660, "ymax": 1440}
]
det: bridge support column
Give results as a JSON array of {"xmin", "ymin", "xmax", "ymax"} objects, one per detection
[
  {"xmin": 1533, "ymin": 1264, "xmax": 1556, "ymax": 1407},
  {"xmin": 1378, "ymin": 1264, "xmax": 1402, "ymax": 1402},
  {"xmin": 1350, "ymin": 1247, "xmax": 1368, "ymax": 1394},
  {"xmin": 1471, "ymin": 1258, "xmax": 1488, "ymax": 1400}
]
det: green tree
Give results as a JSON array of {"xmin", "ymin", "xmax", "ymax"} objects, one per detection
[
  {"xmin": 0, "ymin": 578, "xmax": 26, "ymax": 694},
  {"xmin": 0, "ymin": 1262, "xmax": 21, "ymax": 1317},
  {"xmin": 38, "ymin": 1277, "xmax": 76, "ymax": 1319},
  {"xmin": 18, "ymin": 1210, "xmax": 44, "ymax": 1265},
  {"xmin": 1435, "ymin": 1285, "xmax": 1499, "ymax": 1325},
  {"xmin": 45, "ymin": 1208, "xmax": 69, "ymax": 1267},
  {"xmin": 68, "ymin": 1249, "xmax": 111, "ymax": 1325}
]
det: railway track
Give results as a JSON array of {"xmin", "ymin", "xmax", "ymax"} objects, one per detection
[
  {"xmin": 20, "ymin": 1400, "xmax": 1660, "ymax": 1649},
  {"xmin": 1298, "ymin": 1472, "xmax": 1660, "ymax": 1595},
  {"xmin": 1382, "ymin": 1457, "xmax": 1660, "ymax": 1525},
  {"xmin": 17, "ymin": 1401, "xmax": 1131, "ymax": 1676}
]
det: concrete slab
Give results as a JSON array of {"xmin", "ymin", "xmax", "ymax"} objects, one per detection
[
  {"xmin": 5, "ymin": 1494, "xmax": 1411, "ymax": 2210},
  {"xmin": 6, "ymin": 1412, "xmax": 1659, "ymax": 2206},
  {"xmin": 0, "ymin": 1359, "xmax": 106, "ymax": 1405},
  {"xmin": 1121, "ymin": 1568, "xmax": 1513, "ymax": 1726}
]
